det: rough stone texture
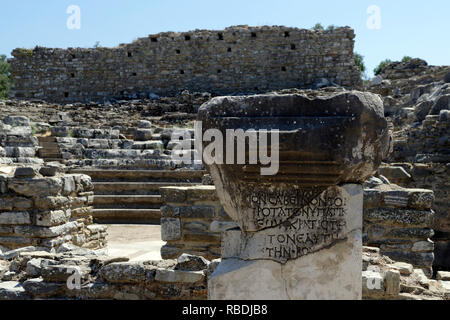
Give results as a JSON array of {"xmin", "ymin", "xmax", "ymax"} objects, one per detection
[
  {"xmin": 363, "ymin": 183, "xmax": 435, "ymax": 276},
  {"xmin": 9, "ymin": 26, "xmax": 361, "ymax": 103},
  {"xmin": 210, "ymin": 185, "xmax": 362, "ymax": 300},
  {"xmin": 0, "ymin": 165, "xmax": 106, "ymax": 251},
  {"xmin": 160, "ymin": 186, "xmax": 230, "ymax": 260},
  {"xmin": 199, "ymin": 92, "xmax": 387, "ymax": 300}
]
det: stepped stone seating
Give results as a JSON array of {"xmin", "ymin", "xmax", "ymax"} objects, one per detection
[{"xmin": 70, "ymin": 168, "xmax": 206, "ymax": 224}]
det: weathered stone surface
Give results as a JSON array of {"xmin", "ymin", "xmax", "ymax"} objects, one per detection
[
  {"xmin": 437, "ymin": 271, "xmax": 450, "ymax": 281},
  {"xmin": 175, "ymin": 254, "xmax": 209, "ymax": 271},
  {"xmin": 198, "ymin": 92, "xmax": 388, "ymax": 231},
  {"xmin": 0, "ymin": 211, "xmax": 31, "ymax": 225},
  {"xmin": 155, "ymin": 269, "xmax": 205, "ymax": 283},
  {"xmin": 210, "ymin": 234, "xmax": 362, "ymax": 300},
  {"xmin": 0, "ymin": 281, "xmax": 27, "ymax": 300},
  {"xmin": 9, "ymin": 26, "xmax": 361, "ymax": 103},
  {"xmin": 384, "ymin": 269, "xmax": 401, "ymax": 296},
  {"xmin": 8, "ymin": 177, "xmax": 63, "ymax": 198},
  {"xmin": 364, "ymin": 208, "xmax": 433, "ymax": 228},
  {"xmin": 14, "ymin": 167, "xmax": 38, "ymax": 178},
  {"xmin": 221, "ymin": 185, "xmax": 362, "ymax": 263},
  {"xmin": 99, "ymin": 262, "xmax": 147, "ymax": 283},
  {"xmin": 389, "ymin": 262, "xmax": 414, "ymax": 275},
  {"xmin": 161, "ymin": 218, "xmax": 181, "ymax": 241},
  {"xmin": 35, "ymin": 210, "xmax": 68, "ymax": 227}
]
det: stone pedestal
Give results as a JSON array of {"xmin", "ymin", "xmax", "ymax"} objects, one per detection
[
  {"xmin": 197, "ymin": 91, "xmax": 388, "ymax": 300},
  {"xmin": 209, "ymin": 184, "xmax": 362, "ymax": 300}
]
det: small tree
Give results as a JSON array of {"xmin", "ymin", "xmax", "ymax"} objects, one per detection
[
  {"xmin": 374, "ymin": 59, "xmax": 393, "ymax": 76},
  {"xmin": 326, "ymin": 25, "xmax": 336, "ymax": 31},
  {"xmin": 312, "ymin": 23, "xmax": 324, "ymax": 31},
  {"xmin": 354, "ymin": 52, "xmax": 368, "ymax": 80},
  {"xmin": 354, "ymin": 53, "xmax": 366, "ymax": 73},
  {"xmin": 0, "ymin": 55, "xmax": 11, "ymax": 99},
  {"xmin": 401, "ymin": 56, "xmax": 412, "ymax": 63}
]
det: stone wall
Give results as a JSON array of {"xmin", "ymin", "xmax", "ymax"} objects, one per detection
[
  {"xmin": 0, "ymin": 165, "xmax": 106, "ymax": 252},
  {"xmin": 0, "ymin": 116, "xmax": 42, "ymax": 166},
  {"xmin": 159, "ymin": 186, "xmax": 233, "ymax": 260},
  {"xmin": 0, "ymin": 250, "xmax": 209, "ymax": 300},
  {"xmin": 378, "ymin": 162, "xmax": 449, "ymax": 272},
  {"xmin": 363, "ymin": 183, "xmax": 435, "ymax": 276},
  {"xmin": 9, "ymin": 26, "xmax": 362, "ymax": 103},
  {"xmin": 159, "ymin": 182, "xmax": 437, "ymax": 275}
]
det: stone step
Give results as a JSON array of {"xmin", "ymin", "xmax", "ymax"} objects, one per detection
[
  {"xmin": 38, "ymin": 151, "xmax": 62, "ymax": 158},
  {"xmin": 93, "ymin": 181, "xmax": 198, "ymax": 195},
  {"xmin": 92, "ymin": 208, "xmax": 161, "ymax": 224},
  {"xmin": 38, "ymin": 136, "xmax": 57, "ymax": 143},
  {"xmin": 72, "ymin": 169, "xmax": 206, "ymax": 182},
  {"xmin": 39, "ymin": 141, "xmax": 60, "ymax": 148},
  {"xmin": 42, "ymin": 158, "xmax": 65, "ymax": 163},
  {"xmin": 94, "ymin": 195, "xmax": 162, "ymax": 208}
]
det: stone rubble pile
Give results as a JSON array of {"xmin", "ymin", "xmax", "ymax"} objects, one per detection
[
  {"xmin": 362, "ymin": 246, "xmax": 449, "ymax": 300},
  {"xmin": 0, "ymin": 246, "xmax": 447, "ymax": 300},
  {"xmin": 0, "ymin": 250, "xmax": 209, "ymax": 300}
]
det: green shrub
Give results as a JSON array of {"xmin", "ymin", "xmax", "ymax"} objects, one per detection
[
  {"xmin": 312, "ymin": 23, "xmax": 324, "ymax": 31},
  {"xmin": 401, "ymin": 56, "xmax": 413, "ymax": 63},
  {"xmin": 15, "ymin": 48, "xmax": 34, "ymax": 56},
  {"xmin": 374, "ymin": 59, "xmax": 393, "ymax": 75},
  {"xmin": 354, "ymin": 53, "xmax": 366, "ymax": 73},
  {"xmin": 0, "ymin": 55, "xmax": 11, "ymax": 99}
]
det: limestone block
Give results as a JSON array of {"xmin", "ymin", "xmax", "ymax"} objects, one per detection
[
  {"xmin": 221, "ymin": 185, "xmax": 362, "ymax": 263},
  {"xmin": 437, "ymin": 271, "xmax": 450, "ymax": 281},
  {"xmin": 210, "ymin": 233, "xmax": 362, "ymax": 300},
  {"xmin": 0, "ymin": 211, "xmax": 31, "ymax": 225},
  {"xmin": 161, "ymin": 218, "xmax": 181, "ymax": 241},
  {"xmin": 155, "ymin": 269, "xmax": 205, "ymax": 283},
  {"xmin": 362, "ymin": 270, "xmax": 384, "ymax": 297},
  {"xmin": 384, "ymin": 269, "xmax": 401, "ymax": 296},
  {"xmin": 35, "ymin": 210, "xmax": 69, "ymax": 227},
  {"xmin": 8, "ymin": 177, "xmax": 63, "ymax": 197},
  {"xmin": 364, "ymin": 208, "xmax": 434, "ymax": 228},
  {"xmin": 99, "ymin": 262, "xmax": 147, "ymax": 283},
  {"xmin": 175, "ymin": 254, "xmax": 210, "ymax": 271},
  {"xmin": 14, "ymin": 222, "xmax": 78, "ymax": 239},
  {"xmin": 389, "ymin": 262, "xmax": 414, "ymax": 275},
  {"xmin": 41, "ymin": 264, "xmax": 90, "ymax": 282},
  {"xmin": 411, "ymin": 239, "xmax": 434, "ymax": 252}
]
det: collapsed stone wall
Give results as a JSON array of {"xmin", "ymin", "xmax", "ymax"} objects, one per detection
[
  {"xmin": 1, "ymin": 247, "xmax": 447, "ymax": 300},
  {"xmin": 0, "ymin": 250, "xmax": 210, "ymax": 300},
  {"xmin": 9, "ymin": 26, "xmax": 362, "ymax": 103},
  {"xmin": 0, "ymin": 165, "xmax": 106, "ymax": 252}
]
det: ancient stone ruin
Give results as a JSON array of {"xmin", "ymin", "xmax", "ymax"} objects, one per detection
[{"xmin": 0, "ymin": 25, "xmax": 449, "ymax": 301}]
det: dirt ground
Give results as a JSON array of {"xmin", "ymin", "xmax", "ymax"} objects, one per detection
[{"xmin": 105, "ymin": 224, "xmax": 165, "ymax": 261}]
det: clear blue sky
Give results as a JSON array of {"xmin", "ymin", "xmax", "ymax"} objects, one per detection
[{"xmin": 1, "ymin": 0, "xmax": 448, "ymax": 76}]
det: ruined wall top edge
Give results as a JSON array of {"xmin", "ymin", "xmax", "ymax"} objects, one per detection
[{"xmin": 9, "ymin": 25, "xmax": 362, "ymax": 103}]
